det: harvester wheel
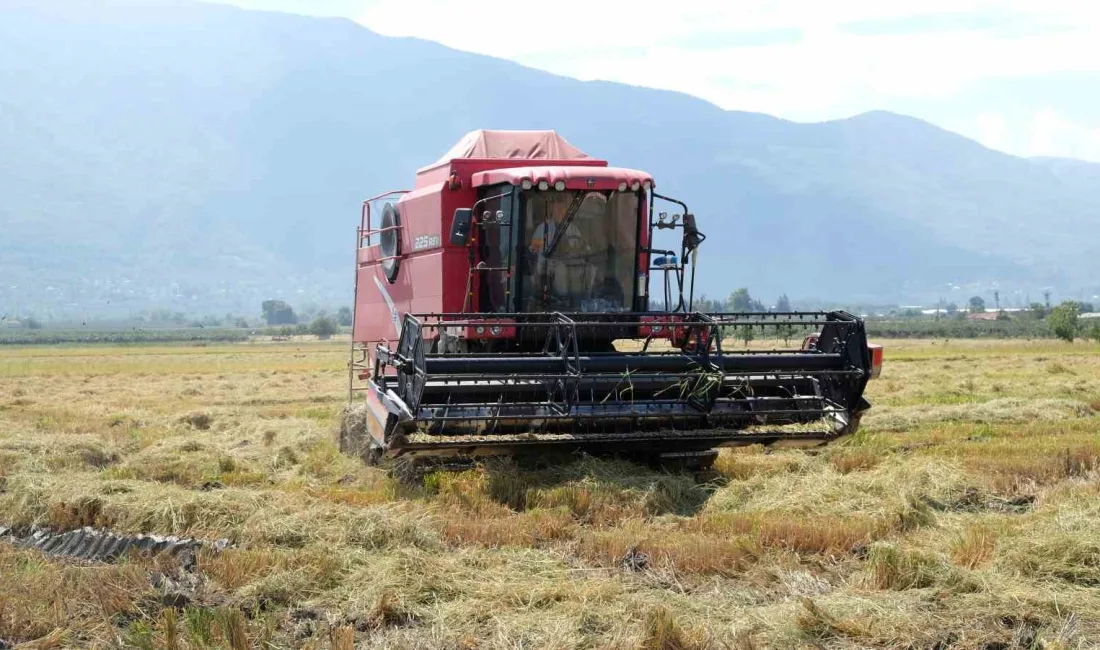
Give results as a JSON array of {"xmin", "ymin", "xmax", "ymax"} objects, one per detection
[
  {"xmin": 652, "ymin": 449, "xmax": 719, "ymax": 476},
  {"xmin": 363, "ymin": 445, "xmax": 383, "ymax": 467},
  {"xmin": 844, "ymin": 411, "xmax": 864, "ymax": 437}
]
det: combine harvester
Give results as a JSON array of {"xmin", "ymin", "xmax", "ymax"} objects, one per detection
[{"xmin": 343, "ymin": 131, "xmax": 882, "ymax": 470}]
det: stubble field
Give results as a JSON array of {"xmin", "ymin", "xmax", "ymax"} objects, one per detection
[{"xmin": 0, "ymin": 338, "xmax": 1098, "ymax": 649}]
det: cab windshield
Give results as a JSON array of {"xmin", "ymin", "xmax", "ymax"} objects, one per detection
[{"xmin": 520, "ymin": 190, "xmax": 639, "ymax": 313}]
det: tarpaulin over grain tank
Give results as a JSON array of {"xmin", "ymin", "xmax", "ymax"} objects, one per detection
[{"xmin": 428, "ymin": 130, "xmax": 594, "ymax": 166}]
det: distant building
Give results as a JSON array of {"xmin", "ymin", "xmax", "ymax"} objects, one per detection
[
  {"xmin": 966, "ymin": 312, "xmax": 1000, "ymax": 321},
  {"xmin": 1081, "ymin": 312, "xmax": 1100, "ymax": 320},
  {"xmin": 919, "ymin": 307, "xmax": 1023, "ymax": 316}
]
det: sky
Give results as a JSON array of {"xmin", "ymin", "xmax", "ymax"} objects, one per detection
[{"xmin": 219, "ymin": 0, "xmax": 1100, "ymax": 162}]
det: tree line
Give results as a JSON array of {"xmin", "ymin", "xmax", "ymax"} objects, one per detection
[{"xmin": 260, "ymin": 301, "xmax": 351, "ymax": 339}]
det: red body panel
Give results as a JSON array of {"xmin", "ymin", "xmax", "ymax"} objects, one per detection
[
  {"xmin": 354, "ymin": 138, "xmax": 654, "ymax": 352},
  {"xmin": 416, "ymin": 158, "xmax": 608, "ymax": 189},
  {"xmin": 472, "ymin": 166, "xmax": 654, "ymax": 191}
]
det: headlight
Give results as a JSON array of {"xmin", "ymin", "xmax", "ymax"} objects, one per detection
[
  {"xmin": 521, "ymin": 179, "xmax": 532, "ymax": 190},
  {"xmin": 489, "ymin": 325, "xmax": 503, "ymax": 336},
  {"xmin": 554, "ymin": 180, "xmax": 566, "ymax": 191},
  {"xmin": 652, "ymin": 324, "xmax": 664, "ymax": 333},
  {"xmin": 631, "ymin": 181, "xmax": 641, "ymax": 191},
  {"xmin": 475, "ymin": 326, "xmax": 486, "ymax": 335},
  {"xmin": 538, "ymin": 180, "xmax": 549, "ymax": 191}
]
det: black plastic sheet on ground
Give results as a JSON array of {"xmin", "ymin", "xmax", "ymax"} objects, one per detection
[{"xmin": 0, "ymin": 525, "xmax": 229, "ymax": 564}]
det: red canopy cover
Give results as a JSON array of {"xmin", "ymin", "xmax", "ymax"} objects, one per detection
[{"xmin": 431, "ymin": 130, "xmax": 593, "ymax": 165}]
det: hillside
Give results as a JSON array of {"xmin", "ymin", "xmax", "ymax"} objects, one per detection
[{"xmin": 2, "ymin": 0, "xmax": 1099, "ymax": 318}]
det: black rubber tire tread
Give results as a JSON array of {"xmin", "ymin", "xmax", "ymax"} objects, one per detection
[{"xmin": 380, "ymin": 203, "xmax": 401, "ymax": 283}]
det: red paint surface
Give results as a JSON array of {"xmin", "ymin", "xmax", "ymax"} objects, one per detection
[
  {"xmin": 354, "ymin": 140, "xmax": 658, "ymax": 353},
  {"xmin": 472, "ymin": 166, "xmax": 654, "ymax": 191}
]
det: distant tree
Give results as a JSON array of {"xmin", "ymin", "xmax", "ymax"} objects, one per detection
[
  {"xmin": 776, "ymin": 294, "xmax": 792, "ymax": 312},
  {"xmin": 24, "ymin": 317, "xmax": 42, "ymax": 330},
  {"xmin": 234, "ymin": 317, "xmax": 250, "ymax": 328},
  {"xmin": 1079, "ymin": 302, "xmax": 1095, "ymax": 314},
  {"xmin": 945, "ymin": 303, "xmax": 958, "ymax": 316},
  {"xmin": 309, "ymin": 315, "xmax": 339, "ymax": 340},
  {"xmin": 261, "ymin": 300, "xmax": 297, "ymax": 326},
  {"xmin": 901, "ymin": 308, "xmax": 922, "ymax": 318},
  {"xmin": 336, "ymin": 306, "xmax": 353, "ymax": 327},
  {"xmin": 967, "ymin": 296, "xmax": 985, "ymax": 313},
  {"xmin": 693, "ymin": 293, "xmax": 723, "ymax": 313},
  {"xmin": 1048, "ymin": 301, "xmax": 1080, "ymax": 342},
  {"xmin": 1028, "ymin": 302, "xmax": 1049, "ymax": 320},
  {"xmin": 996, "ymin": 311, "xmax": 1011, "ymax": 321},
  {"xmin": 728, "ymin": 288, "xmax": 753, "ymax": 312},
  {"xmin": 1089, "ymin": 322, "xmax": 1100, "ymax": 343}
]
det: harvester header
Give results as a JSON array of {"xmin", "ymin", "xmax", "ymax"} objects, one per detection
[{"xmin": 345, "ymin": 130, "xmax": 880, "ymax": 468}]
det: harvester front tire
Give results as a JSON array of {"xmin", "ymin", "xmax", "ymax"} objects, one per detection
[
  {"xmin": 843, "ymin": 411, "xmax": 864, "ymax": 437},
  {"xmin": 652, "ymin": 449, "xmax": 719, "ymax": 475},
  {"xmin": 364, "ymin": 445, "xmax": 383, "ymax": 467}
]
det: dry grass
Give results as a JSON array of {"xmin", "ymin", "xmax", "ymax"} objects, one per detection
[
  {"xmin": 640, "ymin": 606, "xmax": 710, "ymax": 650},
  {"xmin": 0, "ymin": 338, "xmax": 1099, "ymax": 647},
  {"xmin": 687, "ymin": 512, "xmax": 888, "ymax": 555},
  {"xmin": 950, "ymin": 525, "xmax": 998, "ymax": 569},
  {"xmin": 575, "ymin": 524, "xmax": 758, "ymax": 576},
  {"xmin": 442, "ymin": 508, "xmax": 578, "ymax": 548},
  {"xmin": 0, "ymin": 545, "xmax": 153, "ymax": 642},
  {"xmin": 864, "ymin": 543, "xmax": 964, "ymax": 590},
  {"xmin": 796, "ymin": 598, "xmax": 873, "ymax": 643}
]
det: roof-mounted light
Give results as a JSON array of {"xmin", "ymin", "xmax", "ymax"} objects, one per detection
[
  {"xmin": 521, "ymin": 179, "xmax": 532, "ymax": 190},
  {"xmin": 617, "ymin": 181, "xmax": 628, "ymax": 192},
  {"xmin": 554, "ymin": 180, "xmax": 566, "ymax": 191},
  {"xmin": 643, "ymin": 180, "xmax": 652, "ymax": 191},
  {"xmin": 630, "ymin": 181, "xmax": 641, "ymax": 191},
  {"xmin": 538, "ymin": 180, "xmax": 549, "ymax": 191}
]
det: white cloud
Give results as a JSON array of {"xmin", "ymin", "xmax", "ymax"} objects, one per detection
[
  {"xmin": 975, "ymin": 112, "xmax": 1009, "ymax": 151},
  {"xmin": 225, "ymin": 0, "xmax": 1100, "ymax": 160},
  {"xmin": 356, "ymin": 0, "xmax": 1100, "ymax": 119},
  {"xmin": 1026, "ymin": 108, "xmax": 1100, "ymax": 161}
]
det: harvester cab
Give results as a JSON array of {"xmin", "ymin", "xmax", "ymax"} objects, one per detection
[{"xmin": 345, "ymin": 130, "xmax": 881, "ymax": 468}]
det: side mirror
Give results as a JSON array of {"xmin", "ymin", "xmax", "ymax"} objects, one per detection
[{"xmin": 450, "ymin": 208, "xmax": 473, "ymax": 246}]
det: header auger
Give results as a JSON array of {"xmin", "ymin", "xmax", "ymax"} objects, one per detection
[{"xmin": 343, "ymin": 130, "xmax": 882, "ymax": 471}]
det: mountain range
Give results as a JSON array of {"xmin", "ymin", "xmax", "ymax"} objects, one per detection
[{"xmin": 2, "ymin": 0, "xmax": 1099, "ymax": 319}]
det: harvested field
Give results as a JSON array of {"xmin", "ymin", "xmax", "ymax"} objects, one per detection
[{"xmin": 0, "ymin": 338, "xmax": 1099, "ymax": 648}]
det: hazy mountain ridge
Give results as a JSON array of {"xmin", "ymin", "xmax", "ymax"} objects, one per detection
[{"xmin": 2, "ymin": 1, "xmax": 1098, "ymax": 318}]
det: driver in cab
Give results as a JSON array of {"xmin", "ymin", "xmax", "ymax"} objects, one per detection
[{"xmin": 526, "ymin": 198, "xmax": 596, "ymax": 309}]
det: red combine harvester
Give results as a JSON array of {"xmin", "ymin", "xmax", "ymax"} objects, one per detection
[{"xmin": 345, "ymin": 130, "xmax": 882, "ymax": 469}]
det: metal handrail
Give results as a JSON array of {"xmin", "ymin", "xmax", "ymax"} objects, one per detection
[{"xmin": 359, "ymin": 190, "xmax": 410, "ymax": 246}]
